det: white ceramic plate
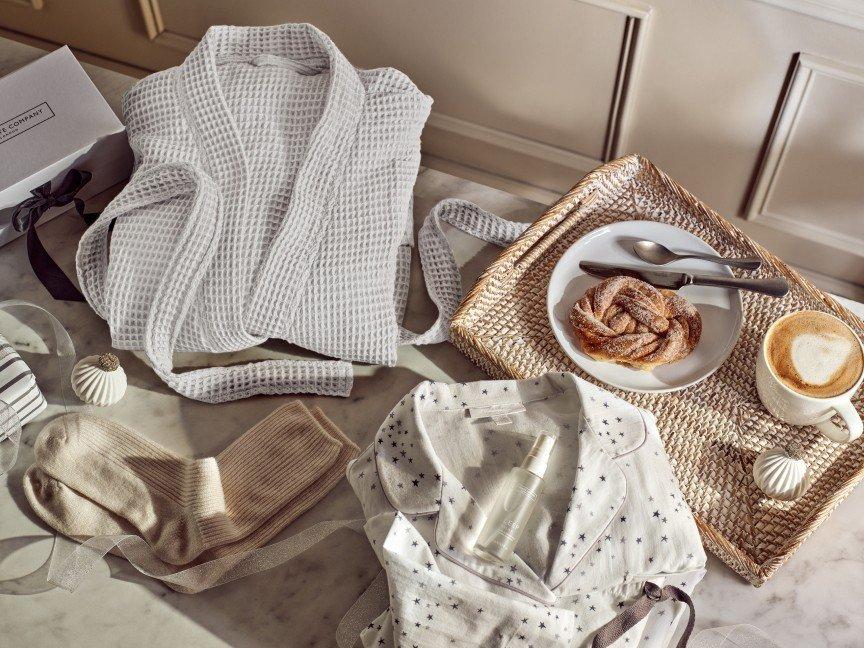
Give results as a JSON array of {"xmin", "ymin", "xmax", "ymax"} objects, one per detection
[{"xmin": 547, "ymin": 221, "xmax": 744, "ymax": 392}]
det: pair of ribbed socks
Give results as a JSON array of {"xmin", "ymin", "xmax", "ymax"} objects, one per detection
[{"xmin": 24, "ymin": 401, "xmax": 358, "ymax": 590}]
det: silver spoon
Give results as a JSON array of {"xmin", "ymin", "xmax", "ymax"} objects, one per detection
[{"xmin": 634, "ymin": 240, "xmax": 762, "ymax": 271}]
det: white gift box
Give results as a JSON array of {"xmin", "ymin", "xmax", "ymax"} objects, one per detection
[{"xmin": 0, "ymin": 46, "xmax": 132, "ymax": 249}]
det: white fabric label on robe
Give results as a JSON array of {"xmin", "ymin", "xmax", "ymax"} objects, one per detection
[{"xmin": 467, "ymin": 402, "xmax": 527, "ymax": 420}]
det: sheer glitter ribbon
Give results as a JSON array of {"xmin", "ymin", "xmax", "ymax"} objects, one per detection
[
  {"xmin": 0, "ymin": 300, "xmax": 76, "ymax": 476},
  {"xmin": 0, "ymin": 402, "xmax": 22, "ymax": 476},
  {"xmin": 691, "ymin": 625, "xmax": 782, "ymax": 648},
  {"xmin": 0, "ymin": 309, "xmax": 387, "ymax": 644},
  {"xmin": 48, "ymin": 518, "xmax": 365, "ymax": 593},
  {"xmin": 47, "ymin": 518, "xmax": 386, "ymax": 646},
  {"xmin": 0, "ymin": 300, "xmax": 80, "ymax": 599}
]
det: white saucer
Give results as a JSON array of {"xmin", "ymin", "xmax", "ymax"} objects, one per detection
[{"xmin": 547, "ymin": 221, "xmax": 744, "ymax": 393}]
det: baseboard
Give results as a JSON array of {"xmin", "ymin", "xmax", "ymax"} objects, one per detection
[
  {"xmin": 420, "ymin": 155, "xmax": 564, "ymax": 206},
  {"xmin": 422, "ymin": 112, "xmax": 599, "ymax": 196},
  {"xmin": 0, "ymin": 26, "xmax": 150, "ymax": 77},
  {"xmin": 794, "ymin": 265, "xmax": 864, "ymax": 302}
]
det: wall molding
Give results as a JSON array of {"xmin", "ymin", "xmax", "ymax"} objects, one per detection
[
  {"xmin": 137, "ymin": 0, "xmax": 197, "ymax": 51},
  {"xmin": 746, "ymin": 53, "xmax": 864, "ymax": 257},
  {"xmin": 602, "ymin": 13, "xmax": 639, "ymax": 160},
  {"xmin": 579, "ymin": 0, "xmax": 651, "ymax": 161},
  {"xmin": 795, "ymin": 264, "xmax": 864, "ymax": 302},
  {"xmin": 426, "ymin": 112, "xmax": 603, "ymax": 175},
  {"xmin": 753, "ymin": 0, "xmax": 864, "ymax": 32},
  {"xmin": 133, "ymin": 0, "xmax": 651, "ymax": 194},
  {"xmin": 2, "ymin": 0, "xmax": 43, "ymax": 8},
  {"xmin": 426, "ymin": 0, "xmax": 652, "ymax": 194},
  {"xmin": 421, "ymin": 154, "xmax": 563, "ymax": 205}
]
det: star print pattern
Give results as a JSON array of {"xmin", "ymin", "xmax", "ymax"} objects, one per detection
[{"xmin": 347, "ymin": 374, "xmax": 706, "ymax": 648}]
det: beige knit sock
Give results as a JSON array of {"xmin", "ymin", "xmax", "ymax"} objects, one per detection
[
  {"xmin": 27, "ymin": 402, "xmax": 357, "ymax": 566},
  {"xmin": 24, "ymin": 465, "xmax": 134, "ymax": 540},
  {"xmin": 24, "ymin": 406, "xmax": 358, "ymax": 593},
  {"xmin": 202, "ymin": 405, "xmax": 358, "ymax": 560}
]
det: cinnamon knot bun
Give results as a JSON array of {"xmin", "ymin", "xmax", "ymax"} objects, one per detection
[{"xmin": 569, "ymin": 276, "xmax": 701, "ymax": 370}]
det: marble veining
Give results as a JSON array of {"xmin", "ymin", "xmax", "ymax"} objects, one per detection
[{"xmin": 0, "ymin": 36, "xmax": 862, "ymax": 648}]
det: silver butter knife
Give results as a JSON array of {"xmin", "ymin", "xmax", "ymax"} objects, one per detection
[{"xmin": 579, "ymin": 261, "xmax": 789, "ymax": 298}]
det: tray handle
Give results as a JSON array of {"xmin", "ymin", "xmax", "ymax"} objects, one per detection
[{"xmin": 513, "ymin": 190, "xmax": 598, "ymax": 274}]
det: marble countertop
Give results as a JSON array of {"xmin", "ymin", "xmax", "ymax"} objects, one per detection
[{"xmin": 1, "ymin": 37, "xmax": 863, "ymax": 648}]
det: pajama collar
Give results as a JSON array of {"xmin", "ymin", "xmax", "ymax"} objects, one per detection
[{"xmin": 372, "ymin": 372, "xmax": 647, "ymax": 604}]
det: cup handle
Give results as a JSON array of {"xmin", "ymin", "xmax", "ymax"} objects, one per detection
[{"xmin": 815, "ymin": 400, "xmax": 863, "ymax": 443}]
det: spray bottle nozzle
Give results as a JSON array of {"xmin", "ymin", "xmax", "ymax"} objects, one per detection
[{"xmin": 522, "ymin": 433, "xmax": 556, "ymax": 477}]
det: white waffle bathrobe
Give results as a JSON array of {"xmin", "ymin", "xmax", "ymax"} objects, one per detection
[{"xmin": 76, "ymin": 24, "xmax": 524, "ymax": 402}]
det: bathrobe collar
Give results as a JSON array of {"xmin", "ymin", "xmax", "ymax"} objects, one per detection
[
  {"xmin": 177, "ymin": 24, "xmax": 366, "ymax": 325},
  {"xmin": 374, "ymin": 373, "xmax": 646, "ymax": 603}
]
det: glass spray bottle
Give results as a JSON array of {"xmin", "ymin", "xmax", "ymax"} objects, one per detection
[{"xmin": 473, "ymin": 433, "xmax": 556, "ymax": 563}]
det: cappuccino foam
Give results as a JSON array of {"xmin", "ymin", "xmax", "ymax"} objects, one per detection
[{"xmin": 766, "ymin": 310, "xmax": 863, "ymax": 398}]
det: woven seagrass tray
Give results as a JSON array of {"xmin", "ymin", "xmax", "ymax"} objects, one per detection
[{"xmin": 450, "ymin": 154, "xmax": 864, "ymax": 586}]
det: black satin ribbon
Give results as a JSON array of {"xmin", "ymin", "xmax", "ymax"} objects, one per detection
[
  {"xmin": 11, "ymin": 169, "xmax": 99, "ymax": 302},
  {"xmin": 592, "ymin": 581, "xmax": 696, "ymax": 648}
]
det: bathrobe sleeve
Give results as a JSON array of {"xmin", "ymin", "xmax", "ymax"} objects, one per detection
[
  {"xmin": 78, "ymin": 155, "xmax": 356, "ymax": 401},
  {"xmin": 76, "ymin": 161, "xmax": 220, "ymax": 333}
]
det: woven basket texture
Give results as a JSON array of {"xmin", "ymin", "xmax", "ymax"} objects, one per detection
[{"xmin": 450, "ymin": 154, "xmax": 864, "ymax": 586}]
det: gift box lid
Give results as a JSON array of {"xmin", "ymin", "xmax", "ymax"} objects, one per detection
[{"xmin": 0, "ymin": 46, "xmax": 125, "ymax": 192}]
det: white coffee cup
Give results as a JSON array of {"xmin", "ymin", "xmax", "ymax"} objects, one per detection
[{"xmin": 756, "ymin": 311, "xmax": 863, "ymax": 443}]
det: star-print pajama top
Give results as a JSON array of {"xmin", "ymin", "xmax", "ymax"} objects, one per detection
[{"xmin": 347, "ymin": 373, "xmax": 707, "ymax": 647}]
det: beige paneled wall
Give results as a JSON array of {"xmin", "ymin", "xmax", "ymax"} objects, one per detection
[
  {"xmin": 623, "ymin": 0, "xmax": 864, "ymax": 289},
  {"xmin": 143, "ymin": 0, "xmax": 644, "ymax": 191},
  {"xmin": 0, "ymin": 0, "xmax": 182, "ymax": 70},
  {"xmin": 161, "ymin": 0, "xmax": 626, "ymax": 157},
  {"xmin": 0, "ymin": 0, "xmax": 862, "ymax": 292},
  {"xmin": 0, "ymin": 0, "xmax": 649, "ymax": 180},
  {"xmin": 746, "ymin": 55, "xmax": 864, "ymax": 261}
]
